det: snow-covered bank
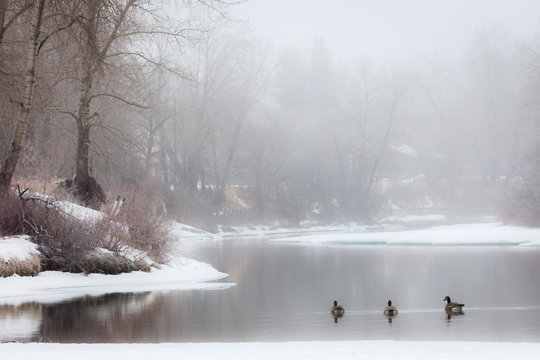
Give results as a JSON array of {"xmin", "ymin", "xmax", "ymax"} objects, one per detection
[
  {"xmin": 0, "ymin": 194, "xmax": 232, "ymax": 305},
  {"xmin": 0, "ymin": 236, "xmax": 39, "ymax": 261},
  {"xmin": 1, "ymin": 341, "xmax": 539, "ymax": 359},
  {"xmin": 213, "ymin": 215, "xmax": 483, "ymax": 239},
  {"xmin": 0, "ymin": 256, "xmax": 232, "ymax": 305},
  {"xmin": 1, "ymin": 227, "xmax": 231, "ymax": 305},
  {"xmin": 217, "ymin": 223, "xmax": 370, "ymax": 238},
  {"xmin": 270, "ymin": 223, "xmax": 540, "ymax": 246}
]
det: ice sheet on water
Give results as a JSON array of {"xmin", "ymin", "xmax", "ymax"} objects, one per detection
[{"xmin": 269, "ymin": 223, "xmax": 540, "ymax": 247}]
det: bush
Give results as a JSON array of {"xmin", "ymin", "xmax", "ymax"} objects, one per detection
[
  {"xmin": 0, "ymin": 195, "xmax": 23, "ymax": 235},
  {"xmin": 96, "ymin": 207, "xmax": 172, "ymax": 264},
  {"xmin": 1, "ymin": 187, "xmax": 172, "ymax": 274}
]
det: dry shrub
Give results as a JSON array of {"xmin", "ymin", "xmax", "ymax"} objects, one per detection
[
  {"xmin": 0, "ymin": 195, "xmax": 22, "ymax": 235},
  {"xmin": 2, "ymin": 185, "xmax": 170, "ymax": 274},
  {"xmin": 30, "ymin": 203, "xmax": 101, "ymax": 272},
  {"xmin": 12, "ymin": 177, "xmax": 63, "ymax": 198},
  {"xmin": 112, "ymin": 208, "xmax": 172, "ymax": 264},
  {"xmin": 92, "ymin": 218, "xmax": 130, "ymax": 254},
  {"xmin": 0, "ymin": 253, "xmax": 41, "ymax": 277},
  {"xmin": 80, "ymin": 251, "xmax": 151, "ymax": 274}
]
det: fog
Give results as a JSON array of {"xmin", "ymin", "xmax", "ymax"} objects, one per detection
[
  {"xmin": 3, "ymin": 0, "xmax": 540, "ymax": 227},
  {"xmin": 234, "ymin": 0, "xmax": 540, "ymax": 64}
]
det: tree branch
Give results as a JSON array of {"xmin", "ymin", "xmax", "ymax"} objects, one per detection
[{"xmin": 90, "ymin": 92, "xmax": 149, "ymax": 108}]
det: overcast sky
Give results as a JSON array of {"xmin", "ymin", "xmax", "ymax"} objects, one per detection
[{"xmin": 232, "ymin": 0, "xmax": 540, "ymax": 64}]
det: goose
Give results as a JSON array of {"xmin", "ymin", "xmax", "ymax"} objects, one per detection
[
  {"xmin": 443, "ymin": 296, "xmax": 464, "ymax": 312},
  {"xmin": 331, "ymin": 300, "xmax": 345, "ymax": 316},
  {"xmin": 383, "ymin": 300, "xmax": 398, "ymax": 316}
]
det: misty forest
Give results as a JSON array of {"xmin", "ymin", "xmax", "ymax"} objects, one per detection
[{"xmin": 2, "ymin": 0, "xmax": 540, "ymax": 230}]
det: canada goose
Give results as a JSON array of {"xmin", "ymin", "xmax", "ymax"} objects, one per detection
[
  {"xmin": 443, "ymin": 296, "xmax": 464, "ymax": 312},
  {"xmin": 383, "ymin": 300, "xmax": 398, "ymax": 316},
  {"xmin": 331, "ymin": 300, "xmax": 345, "ymax": 316}
]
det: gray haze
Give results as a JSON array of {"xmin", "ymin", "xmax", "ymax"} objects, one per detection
[
  {"xmin": 4, "ymin": 0, "xmax": 540, "ymax": 226},
  {"xmin": 234, "ymin": 0, "xmax": 540, "ymax": 63}
]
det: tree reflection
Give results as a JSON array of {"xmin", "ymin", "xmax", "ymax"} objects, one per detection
[
  {"xmin": 39, "ymin": 292, "xmax": 162, "ymax": 342},
  {"xmin": 0, "ymin": 302, "xmax": 42, "ymax": 342}
]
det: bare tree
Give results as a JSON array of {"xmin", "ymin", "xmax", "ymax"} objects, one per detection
[
  {"xmin": 0, "ymin": 0, "xmax": 46, "ymax": 196},
  {"xmin": 0, "ymin": 0, "xmax": 33, "ymax": 46}
]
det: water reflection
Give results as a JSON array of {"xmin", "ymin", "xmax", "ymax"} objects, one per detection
[
  {"xmin": 331, "ymin": 313, "xmax": 343, "ymax": 323},
  {"xmin": 0, "ymin": 292, "xmax": 167, "ymax": 343},
  {"xmin": 0, "ymin": 303, "xmax": 41, "ymax": 342},
  {"xmin": 385, "ymin": 314, "xmax": 398, "ymax": 324},
  {"xmin": 2, "ymin": 240, "xmax": 540, "ymax": 343},
  {"xmin": 41, "ymin": 292, "xmax": 158, "ymax": 342},
  {"xmin": 445, "ymin": 309, "xmax": 465, "ymax": 321}
]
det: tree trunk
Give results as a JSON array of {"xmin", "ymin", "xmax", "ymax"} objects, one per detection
[
  {"xmin": 71, "ymin": 0, "xmax": 135, "ymax": 207},
  {"xmin": 0, "ymin": 0, "xmax": 7, "ymax": 45},
  {"xmin": 75, "ymin": 42, "xmax": 94, "ymax": 195},
  {"xmin": 0, "ymin": 0, "xmax": 46, "ymax": 196}
]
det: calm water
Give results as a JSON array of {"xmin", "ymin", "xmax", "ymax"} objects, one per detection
[{"xmin": 2, "ymin": 236, "xmax": 540, "ymax": 343}]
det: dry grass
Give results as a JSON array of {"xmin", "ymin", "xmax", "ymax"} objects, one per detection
[{"xmin": 0, "ymin": 253, "xmax": 40, "ymax": 277}]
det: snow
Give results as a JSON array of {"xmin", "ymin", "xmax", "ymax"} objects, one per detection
[
  {"xmin": 390, "ymin": 144, "xmax": 419, "ymax": 156},
  {"xmin": 0, "ymin": 236, "xmax": 39, "ymax": 261},
  {"xmin": 218, "ymin": 223, "xmax": 370, "ymax": 238},
  {"xmin": 0, "ymin": 210, "xmax": 231, "ymax": 306},
  {"xmin": 27, "ymin": 193, "xmax": 105, "ymax": 222},
  {"xmin": 379, "ymin": 214, "xmax": 447, "ymax": 224},
  {"xmin": 0, "ymin": 341, "xmax": 539, "ymax": 359},
  {"xmin": 270, "ymin": 223, "xmax": 540, "ymax": 246},
  {"xmin": 169, "ymin": 221, "xmax": 221, "ymax": 240},
  {"xmin": 0, "ymin": 256, "xmax": 231, "ymax": 306}
]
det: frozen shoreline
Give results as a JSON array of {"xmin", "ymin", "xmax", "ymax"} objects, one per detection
[
  {"xmin": 0, "ymin": 256, "xmax": 232, "ymax": 306},
  {"xmin": 3, "ymin": 220, "xmax": 540, "ymax": 305},
  {"xmin": 1, "ymin": 340, "xmax": 539, "ymax": 359},
  {"xmin": 212, "ymin": 220, "xmax": 540, "ymax": 247}
]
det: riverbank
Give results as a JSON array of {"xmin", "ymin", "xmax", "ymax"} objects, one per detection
[
  {"xmin": 0, "ymin": 234, "xmax": 231, "ymax": 305},
  {"xmin": 1, "ymin": 340, "xmax": 538, "ymax": 359},
  {"xmin": 3, "ymin": 218, "xmax": 539, "ymax": 305}
]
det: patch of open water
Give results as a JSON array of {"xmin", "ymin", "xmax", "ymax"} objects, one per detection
[{"xmin": 2, "ymin": 237, "xmax": 540, "ymax": 343}]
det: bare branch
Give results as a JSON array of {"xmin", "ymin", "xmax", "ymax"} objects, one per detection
[{"xmin": 90, "ymin": 92, "xmax": 149, "ymax": 108}]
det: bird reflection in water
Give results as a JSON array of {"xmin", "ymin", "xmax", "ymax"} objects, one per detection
[
  {"xmin": 331, "ymin": 313, "xmax": 343, "ymax": 323},
  {"xmin": 385, "ymin": 313, "xmax": 397, "ymax": 324},
  {"xmin": 445, "ymin": 308, "xmax": 465, "ymax": 321}
]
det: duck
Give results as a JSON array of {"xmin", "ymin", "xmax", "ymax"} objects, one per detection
[
  {"xmin": 331, "ymin": 300, "xmax": 345, "ymax": 316},
  {"xmin": 443, "ymin": 296, "xmax": 465, "ymax": 312},
  {"xmin": 383, "ymin": 300, "xmax": 398, "ymax": 316}
]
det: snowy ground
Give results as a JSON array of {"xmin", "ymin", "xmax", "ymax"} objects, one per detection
[
  {"xmin": 269, "ymin": 222, "xmax": 540, "ymax": 246},
  {"xmin": 0, "ymin": 236, "xmax": 40, "ymax": 262},
  {"xmin": 0, "ymin": 255, "xmax": 231, "ymax": 306},
  {"xmin": 1, "ymin": 341, "xmax": 539, "ymax": 359}
]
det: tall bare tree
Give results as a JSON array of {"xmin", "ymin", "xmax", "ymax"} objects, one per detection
[{"xmin": 0, "ymin": 0, "xmax": 46, "ymax": 195}]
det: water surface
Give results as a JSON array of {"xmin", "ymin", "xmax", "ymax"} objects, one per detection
[{"xmin": 2, "ymin": 237, "xmax": 540, "ymax": 343}]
